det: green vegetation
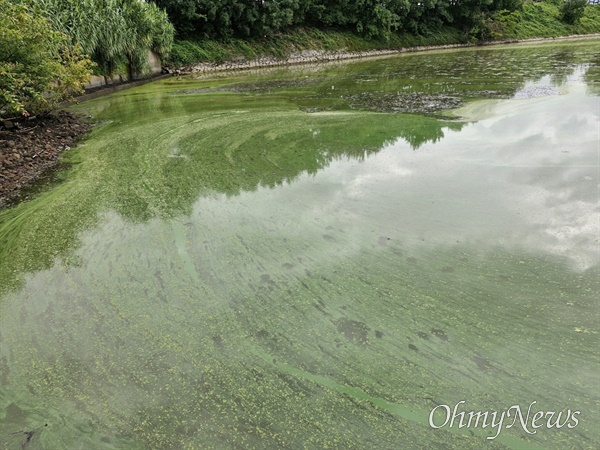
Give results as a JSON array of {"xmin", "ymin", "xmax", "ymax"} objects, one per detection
[
  {"xmin": 478, "ymin": 0, "xmax": 600, "ymax": 40},
  {"xmin": 150, "ymin": 0, "xmax": 527, "ymax": 40},
  {"xmin": 0, "ymin": 0, "xmax": 93, "ymax": 116},
  {"xmin": 37, "ymin": 0, "xmax": 174, "ymax": 75},
  {"xmin": 162, "ymin": 1, "xmax": 600, "ymax": 67},
  {"xmin": 2, "ymin": 0, "xmax": 599, "ymax": 116},
  {"xmin": 0, "ymin": 0, "xmax": 174, "ymax": 118},
  {"xmin": 560, "ymin": 0, "xmax": 589, "ymax": 24},
  {"xmin": 169, "ymin": 27, "xmax": 464, "ymax": 66}
]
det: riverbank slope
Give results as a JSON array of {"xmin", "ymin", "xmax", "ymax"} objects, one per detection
[
  {"xmin": 180, "ymin": 34, "xmax": 600, "ymax": 74},
  {"xmin": 168, "ymin": 1, "xmax": 600, "ymax": 69}
]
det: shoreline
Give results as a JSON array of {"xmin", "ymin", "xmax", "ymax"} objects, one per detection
[
  {"xmin": 0, "ymin": 111, "xmax": 91, "ymax": 209},
  {"xmin": 181, "ymin": 33, "xmax": 600, "ymax": 74},
  {"xmin": 72, "ymin": 33, "xmax": 600, "ymax": 94},
  {"xmin": 2, "ymin": 33, "xmax": 598, "ymax": 210}
]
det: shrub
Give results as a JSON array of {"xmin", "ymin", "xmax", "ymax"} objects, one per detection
[
  {"xmin": 0, "ymin": 0, "xmax": 93, "ymax": 117},
  {"xmin": 560, "ymin": 0, "xmax": 588, "ymax": 24},
  {"xmin": 37, "ymin": 0, "xmax": 174, "ymax": 76}
]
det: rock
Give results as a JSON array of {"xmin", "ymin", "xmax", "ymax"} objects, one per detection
[
  {"xmin": 2, "ymin": 120, "xmax": 15, "ymax": 130},
  {"xmin": 1, "ymin": 111, "xmax": 92, "ymax": 209}
]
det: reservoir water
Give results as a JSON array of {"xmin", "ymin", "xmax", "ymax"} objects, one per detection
[{"xmin": 0, "ymin": 40, "xmax": 598, "ymax": 449}]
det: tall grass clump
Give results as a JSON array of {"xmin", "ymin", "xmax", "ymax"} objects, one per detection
[
  {"xmin": 0, "ymin": 0, "xmax": 93, "ymax": 116},
  {"xmin": 36, "ymin": 0, "xmax": 174, "ymax": 76}
]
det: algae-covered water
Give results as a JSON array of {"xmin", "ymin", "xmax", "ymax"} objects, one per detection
[{"xmin": 0, "ymin": 40, "xmax": 598, "ymax": 449}]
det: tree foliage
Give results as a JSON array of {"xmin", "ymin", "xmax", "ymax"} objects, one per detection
[
  {"xmin": 37, "ymin": 0, "xmax": 174, "ymax": 75},
  {"xmin": 150, "ymin": 0, "xmax": 526, "ymax": 40},
  {"xmin": 560, "ymin": 0, "xmax": 587, "ymax": 24},
  {"xmin": 0, "ymin": 0, "xmax": 93, "ymax": 117}
]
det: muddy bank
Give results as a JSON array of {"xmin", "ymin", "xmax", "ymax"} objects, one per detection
[
  {"xmin": 0, "ymin": 111, "xmax": 91, "ymax": 209},
  {"xmin": 182, "ymin": 34, "xmax": 600, "ymax": 74}
]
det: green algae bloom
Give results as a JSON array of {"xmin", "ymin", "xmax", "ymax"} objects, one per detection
[{"xmin": 1, "ymin": 40, "xmax": 598, "ymax": 449}]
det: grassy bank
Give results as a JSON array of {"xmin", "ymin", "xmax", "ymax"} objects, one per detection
[
  {"xmin": 485, "ymin": 0, "xmax": 600, "ymax": 39},
  {"xmin": 167, "ymin": 1, "xmax": 600, "ymax": 67},
  {"xmin": 168, "ymin": 27, "xmax": 464, "ymax": 66}
]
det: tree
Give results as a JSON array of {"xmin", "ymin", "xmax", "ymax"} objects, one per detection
[
  {"xmin": 151, "ymin": 0, "xmax": 307, "ymax": 38},
  {"xmin": 149, "ymin": 0, "xmax": 205, "ymax": 36},
  {"xmin": 560, "ymin": 0, "xmax": 587, "ymax": 24},
  {"xmin": 0, "ymin": 0, "xmax": 93, "ymax": 117},
  {"xmin": 37, "ymin": 0, "xmax": 174, "ymax": 75}
]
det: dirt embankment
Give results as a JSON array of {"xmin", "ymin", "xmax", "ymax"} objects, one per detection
[
  {"xmin": 0, "ymin": 111, "xmax": 91, "ymax": 209},
  {"xmin": 181, "ymin": 34, "xmax": 600, "ymax": 74}
]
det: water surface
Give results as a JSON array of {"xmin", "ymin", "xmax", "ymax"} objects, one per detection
[{"xmin": 0, "ymin": 40, "xmax": 598, "ymax": 449}]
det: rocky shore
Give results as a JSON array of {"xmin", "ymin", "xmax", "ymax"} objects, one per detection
[
  {"xmin": 0, "ymin": 111, "xmax": 91, "ymax": 209},
  {"xmin": 180, "ymin": 34, "xmax": 600, "ymax": 74}
]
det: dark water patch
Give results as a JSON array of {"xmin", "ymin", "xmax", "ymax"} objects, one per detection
[
  {"xmin": 377, "ymin": 288, "xmax": 393, "ymax": 298},
  {"xmin": 174, "ymin": 88, "xmax": 217, "ymax": 94},
  {"xmin": 212, "ymin": 335, "xmax": 223, "ymax": 348},
  {"xmin": 0, "ymin": 420, "xmax": 49, "ymax": 449},
  {"xmin": 250, "ymin": 368, "xmax": 265, "ymax": 381},
  {"xmin": 375, "ymin": 330, "xmax": 384, "ymax": 339},
  {"xmin": 274, "ymin": 371, "xmax": 315, "ymax": 395},
  {"xmin": 467, "ymin": 89, "xmax": 510, "ymax": 99},
  {"xmin": 335, "ymin": 318, "xmax": 370, "ymax": 345},
  {"xmin": 260, "ymin": 274, "xmax": 274, "ymax": 285},
  {"xmin": 408, "ymin": 344, "xmax": 419, "ymax": 352},
  {"xmin": 302, "ymin": 106, "xmax": 334, "ymax": 113},
  {"xmin": 0, "ymin": 356, "xmax": 9, "ymax": 385},
  {"xmin": 312, "ymin": 303, "xmax": 329, "ymax": 316},
  {"xmin": 473, "ymin": 355, "xmax": 494, "ymax": 372},
  {"xmin": 343, "ymin": 91, "xmax": 463, "ymax": 114},
  {"xmin": 255, "ymin": 329, "xmax": 269, "ymax": 340},
  {"xmin": 320, "ymin": 275, "xmax": 334, "ymax": 285},
  {"xmin": 282, "ymin": 262, "xmax": 295, "ymax": 269},
  {"xmin": 318, "ymin": 344, "xmax": 340, "ymax": 360},
  {"xmin": 358, "ymin": 276, "xmax": 373, "ymax": 286},
  {"xmin": 431, "ymin": 329, "xmax": 448, "ymax": 342},
  {"xmin": 194, "ymin": 377, "xmax": 214, "ymax": 394},
  {"xmin": 5, "ymin": 403, "xmax": 27, "ymax": 425},
  {"xmin": 174, "ymin": 77, "xmax": 328, "ymax": 95}
]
